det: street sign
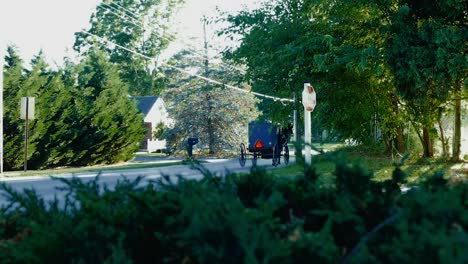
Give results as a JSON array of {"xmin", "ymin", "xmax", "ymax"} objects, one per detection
[
  {"xmin": 20, "ymin": 97, "xmax": 35, "ymax": 120},
  {"xmin": 302, "ymin": 83, "xmax": 316, "ymax": 112}
]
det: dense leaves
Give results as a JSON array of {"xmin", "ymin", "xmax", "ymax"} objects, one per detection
[
  {"xmin": 218, "ymin": 0, "xmax": 466, "ymax": 159},
  {"xmin": 0, "ymin": 157, "xmax": 465, "ymax": 263},
  {"xmin": 72, "ymin": 48, "xmax": 145, "ymax": 165},
  {"xmin": 74, "ymin": 0, "xmax": 184, "ymax": 96},
  {"xmin": 384, "ymin": 0, "xmax": 467, "ymax": 158},
  {"xmin": 2, "ymin": 46, "xmax": 145, "ymax": 170},
  {"xmin": 219, "ymin": 0, "xmax": 403, "ymax": 145},
  {"xmin": 2, "ymin": 47, "xmax": 24, "ymax": 169},
  {"xmin": 162, "ymin": 50, "xmax": 260, "ymax": 154}
]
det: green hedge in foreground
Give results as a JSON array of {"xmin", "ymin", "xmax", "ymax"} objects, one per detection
[{"xmin": 0, "ymin": 159, "xmax": 466, "ymax": 263}]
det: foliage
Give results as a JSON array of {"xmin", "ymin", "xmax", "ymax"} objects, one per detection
[
  {"xmin": 70, "ymin": 48, "xmax": 146, "ymax": 165},
  {"xmin": 0, "ymin": 157, "xmax": 466, "ymax": 263},
  {"xmin": 218, "ymin": 0, "xmax": 466, "ymax": 158},
  {"xmin": 162, "ymin": 49, "xmax": 260, "ymax": 154},
  {"xmin": 219, "ymin": 0, "xmax": 405, "ymax": 146},
  {"xmin": 2, "ymin": 46, "xmax": 25, "ymax": 170},
  {"xmin": 2, "ymin": 46, "xmax": 145, "ymax": 170},
  {"xmin": 74, "ymin": 0, "xmax": 184, "ymax": 96},
  {"xmin": 153, "ymin": 122, "xmax": 166, "ymax": 140},
  {"xmin": 384, "ymin": 0, "xmax": 467, "ymax": 158},
  {"xmin": 27, "ymin": 72, "xmax": 76, "ymax": 168}
]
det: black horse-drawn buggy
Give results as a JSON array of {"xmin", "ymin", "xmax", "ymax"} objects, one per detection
[{"xmin": 238, "ymin": 121, "xmax": 292, "ymax": 167}]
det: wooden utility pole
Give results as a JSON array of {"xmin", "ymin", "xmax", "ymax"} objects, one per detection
[
  {"xmin": 203, "ymin": 17, "xmax": 209, "ymax": 75},
  {"xmin": 202, "ymin": 17, "xmax": 215, "ymax": 154}
]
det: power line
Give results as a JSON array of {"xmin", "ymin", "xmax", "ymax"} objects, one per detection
[
  {"xmin": 187, "ymin": 48, "xmax": 247, "ymax": 74},
  {"xmin": 99, "ymin": 2, "xmax": 247, "ymax": 74},
  {"xmin": 108, "ymin": 1, "xmax": 140, "ymax": 21},
  {"xmin": 82, "ymin": 31, "xmax": 294, "ymax": 103},
  {"xmin": 102, "ymin": 3, "xmax": 246, "ymax": 73},
  {"xmin": 100, "ymin": 2, "xmax": 141, "ymax": 26},
  {"xmin": 97, "ymin": 4, "xmax": 142, "ymax": 29}
]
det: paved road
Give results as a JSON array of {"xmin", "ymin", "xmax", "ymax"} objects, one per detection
[{"xmin": 0, "ymin": 157, "xmax": 294, "ymax": 206}]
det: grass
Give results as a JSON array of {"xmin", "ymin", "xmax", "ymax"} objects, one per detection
[
  {"xmin": 1, "ymin": 160, "xmax": 184, "ymax": 178},
  {"xmin": 271, "ymin": 145, "xmax": 467, "ymax": 184},
  {"xmin": 135, "ymin": 152, "xmax": 169, "ymax": 158},
  {"xmin": 311, "ymin": 142, "xmax": 346, "ymax": 151}
]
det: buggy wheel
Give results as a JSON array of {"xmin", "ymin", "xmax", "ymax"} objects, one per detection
[
  {"xmin": 272, "ymin": 144, "xmax": 280, "ymax": 166},
  {"xmin": 283, "ymin": 145, "xmax": 290, "ymax": 165},
  {"xmin": 238, "ymin": 143, "xmax": 246, "ymax": 167},
  {"xmin": 252, "ymin": 152, "xmax": 258, "ymax": 166}
]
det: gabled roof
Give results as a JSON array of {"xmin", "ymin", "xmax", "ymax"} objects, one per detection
[{"xmin": 133, "ymin": 96, "xmax": 159, "ymax": 115}]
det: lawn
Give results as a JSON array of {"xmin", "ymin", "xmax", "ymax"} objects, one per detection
[
  {"xmin": 271, "ymin": 145, "xmax": 467, "ymax": 184},
  {"xmin": 0, "ymin": 160, "xmax": 184, "ymax": 178}
]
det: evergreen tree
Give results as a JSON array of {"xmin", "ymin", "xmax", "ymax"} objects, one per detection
[
  {"xmin": 162, "ymin": 50, "xmax": 259, "ymax": 155},
  {"xmin": 73, "ymin": 48, "xmax": 145, "ymax": 165},
  {"xmin": 20, "ymin": 52, "xmax": 54, "ymax": 168},
  {"xmin": 3, "ymin": 47, "xmax": 146, "ymax": 169},
  {"xmin": 28, "ymin": 73, "xmax": 76, "ymax": 169},
  {"xmin": 2, "ymin": 46, "xmax": 24, "ymax": 170},
  {"xmin": 92, "ymin": 82, "xmax": 145, "ymax": 163}
]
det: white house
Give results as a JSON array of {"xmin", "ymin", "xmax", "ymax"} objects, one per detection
[{"xmin": 133, "ymin": 96, "xmax": 171, "ymax": 153}]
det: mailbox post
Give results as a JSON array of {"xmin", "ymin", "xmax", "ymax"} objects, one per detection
[
  {"xmin": 187, "ymin": 137, "xmax": 199, "ymax": 158},
  {"xmin": 21, "ymin": 97, "xmax": 35, "ymax": 171},
  {"xmin": 302, "ymin": 83, "xmax": 316, "ymax": 165}
]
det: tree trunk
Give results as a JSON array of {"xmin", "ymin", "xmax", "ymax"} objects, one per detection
[
  {"xmin": 451, "ymin": 82, "xmax": 462, "ymax": 162},
  {"xmin": 207, "ymin": 119, "xmax": 215, "ymax": 155},
  {"xmin": 391, "ymin": 93, "xmax": 405, "ymax": 153},
  {"xmin": 422, "ymin": 126, "xmax": 434, "ymax": 158},
  {"xmin": 203, "ymin": 21, "xmax": 215, "ymax": 155},
  {"xmin": 411, "ymin": 121, "xmax": 424, "ymax": 151},
  {"xmin": 395, "ymin": 126, "xmax": 405, "ymax": 153},
  {"xmin": 437, "ymin": 118, "xmax": 448, "ymax": 158},
  {"xmin": 206, "ymin": 92, "xmax": 215, "ymax": 155}
]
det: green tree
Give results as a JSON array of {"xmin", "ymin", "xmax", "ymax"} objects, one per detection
[
  {"xmin": 73, "ymin": 48, "xmax": 145, "ymax": 165},
  {"xmin": 220, "ymin": 0, "xmax": 308, "ymax": 124},
  {"xmin": 74, "ymin": 0, "xmax": 184, "ymax": 96},
  {"xmin": 18, "ymin": 53, "xmax": 57, "ymax": 169},
  {"xmin": 385, "ymin": 0, "xmax": 467, "ymax": 159},
  {"xmin": 2, "ymin": 46, "xmax": 24, "ymax": 170},
  {"xmin": 2, "ymin": 47, "xmax": 146, "ymax": 170},
  {"xmin": 220, "ymin": 0, "xmax": 406, "ymax": 150},
  {"xmin": 3, "ymin": 48, "xmax": 77, "ymax": 170},
  {"xmin": 162, "ymin": 50, "xmax": 260, "ymax": 155},
  {"xmin": 28, "ymin": 72, "xmax": 77, "ymax": 169},
  {"xmin": 307, "ymin": 0, "xmax": 407, "ymax": 151}
]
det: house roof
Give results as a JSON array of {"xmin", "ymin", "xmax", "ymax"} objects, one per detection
[{"xmin": 133, "ymin": 96, "xmax": 159, "ymax": 115}]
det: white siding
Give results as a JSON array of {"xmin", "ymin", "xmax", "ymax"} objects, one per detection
[{"xmin": 141, "ymin": 97, "xmax": 173, "ymax": 152}]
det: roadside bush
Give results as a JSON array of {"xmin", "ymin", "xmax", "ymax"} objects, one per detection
[{"xmin": 0, "ymin": 157, "xmax": 466, "ymax": 263}]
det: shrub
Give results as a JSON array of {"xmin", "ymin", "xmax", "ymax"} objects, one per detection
[{"xmin": 0, "ymin": 157, "xmax": 466, "ymax": 263}]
